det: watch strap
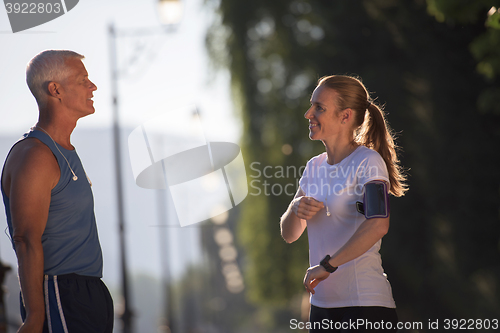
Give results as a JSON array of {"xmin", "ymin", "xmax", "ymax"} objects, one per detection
[{"xmin": 320, "ymin": 255, "xmax": 338, "ymax": 273}]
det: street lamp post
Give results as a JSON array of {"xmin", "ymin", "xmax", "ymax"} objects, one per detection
[
  {"xmin": 108, "ymin": 1, "xmax": 183, "ymax": 332},
  {"xmin": 108, "ymin": 22, "xmax": 134, "ymax": 333}
]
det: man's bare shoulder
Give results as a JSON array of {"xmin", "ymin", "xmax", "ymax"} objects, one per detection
[
  {"xmin": 8, "ymin": 138, "xmax": 56, "ymax": 165},
  {"xmin": 3, "ymin": 138, "xmax": 60, "ymax": 194}
]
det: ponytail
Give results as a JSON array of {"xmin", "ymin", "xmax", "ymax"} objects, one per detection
[
  {"xmin": 358, "ymin": 103, "xmax": 408, "ymax": 197},
  {"xmin": 318, "ymin": 75, "xmax": 408, "ymax": 197}
]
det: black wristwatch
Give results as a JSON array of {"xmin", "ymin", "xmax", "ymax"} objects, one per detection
[{"xmin": 320, "ymin": 255, "xmax": 338, "ymax": 273}]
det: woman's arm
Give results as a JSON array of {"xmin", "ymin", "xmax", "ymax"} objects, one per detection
[
  {"xmin": 303, "ymin": 216, "xmax": 389, "ymax": 293},
  {"xmin": 280, "ymin": 188, "xmax": 324, "ymax": 243},
  {"xmin": 331, "ymin": 216, "xmax": 389, "ymax": 266}
]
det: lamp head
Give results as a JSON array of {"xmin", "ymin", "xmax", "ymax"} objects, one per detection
[{"xmin": 158, "ymin": 0, "xmax": 183, "ymax": 26}]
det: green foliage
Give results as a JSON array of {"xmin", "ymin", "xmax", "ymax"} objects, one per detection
[
  {"xmin": 427, "ymin": 0, "xmax": 500, "ymax": 111},
  {"xmin": 470, "ymin": 26, "xmax": 500, "ymax": 80},
  {"xmin": 426, "ymin": 0, "xmax": 498, "ymax": 23},
  {"xmin": 206, "ymin": 0, "xmax": 500, "ymax": 327},
  {"xmin": 486, "ymin": 10, "xmax": 500, "ymax": 29}
]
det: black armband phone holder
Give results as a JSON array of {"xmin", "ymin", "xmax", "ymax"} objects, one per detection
[{"xmin": 356, "ymin": 180, "xmax": 390, "ymax": 219}]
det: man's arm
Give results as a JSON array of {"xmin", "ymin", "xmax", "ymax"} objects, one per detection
[{"xmin": 3, "ymin": 139, "xmax": 59, "ymax": 333}]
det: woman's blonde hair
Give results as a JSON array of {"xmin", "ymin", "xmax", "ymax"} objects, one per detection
[{"xmin": 318, "ymin": 75, "xmax": 408, "ymax": 197}]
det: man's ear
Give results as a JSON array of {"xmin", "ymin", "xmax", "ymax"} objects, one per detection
[{"xmin": 47, "ymin": 81, "xmax": 62, "ymax": 100}]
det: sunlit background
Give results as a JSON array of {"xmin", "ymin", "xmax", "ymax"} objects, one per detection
[{"xmin": 0, "ymin": 0, "xmax": 243, "ymax": 332}]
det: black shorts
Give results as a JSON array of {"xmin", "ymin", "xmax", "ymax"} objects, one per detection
[
  {"xmin": 309, "ymin": 305, "xmax": 398, "ymax": 332},
  {"xmin": 21, "ymin": 274, "xmax": 114, "ymax": 333}
]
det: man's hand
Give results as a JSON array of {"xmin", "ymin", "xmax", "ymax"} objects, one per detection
[
  {"xmin": 291, "ymin": 196, "xmax": 324, "ymax": 220},
  {"xmin": 17, "ymin": 315, "xmax": 44, "ymax": 333},
  {"xmin": 303, "ymin": 265, "xmax": 330, "ymax": 294}
]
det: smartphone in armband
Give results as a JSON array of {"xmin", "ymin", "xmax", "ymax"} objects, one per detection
[{"xmin": 356, "ymin": 180, "xmax": 390, "ymax": 219}]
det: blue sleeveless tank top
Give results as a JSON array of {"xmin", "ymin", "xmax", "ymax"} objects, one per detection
[{"xmin": 1, "ymin": 129, "xmax": 103, "ymax": 277}]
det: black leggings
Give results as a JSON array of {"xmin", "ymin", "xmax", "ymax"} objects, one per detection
[{"xmin": 309, "ymin": 305, "xmax": 398, "ymax": 332}]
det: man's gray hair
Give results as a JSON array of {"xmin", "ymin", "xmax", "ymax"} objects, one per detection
[{"xmin": 26, "ymin": 50, "xmax": 84, "ymax": 105}]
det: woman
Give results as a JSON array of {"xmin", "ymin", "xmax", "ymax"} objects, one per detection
[{"xmin": 280, "ymin": 75, "xmax": 407, "ymax": 332}]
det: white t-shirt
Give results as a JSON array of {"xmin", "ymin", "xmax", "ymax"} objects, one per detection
[{"xmin": 299, "ymin": 146, "xmax": 396, "ymax": 309}]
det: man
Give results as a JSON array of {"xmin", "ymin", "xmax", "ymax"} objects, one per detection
[{"xmin": 1, "ymin": 50, "xmax": 113, "ymax": 333}]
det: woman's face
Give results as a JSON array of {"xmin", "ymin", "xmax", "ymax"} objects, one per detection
[{"xmin": 304, "ymin": 85, "xmax": 342, "ymax": 141}]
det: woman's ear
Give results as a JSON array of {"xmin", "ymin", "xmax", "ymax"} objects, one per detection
[{"xmin": 341, "ymin": 108, "xmax": 353, "ymax": 124}]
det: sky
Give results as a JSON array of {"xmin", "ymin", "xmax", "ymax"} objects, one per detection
[
  {"xmin": 0, "ymin": 0, "xmax": 242, "ymax": 331},
  {"xmin": 0, "ymin": 0, "xmax": 239, "ymax": 139}
]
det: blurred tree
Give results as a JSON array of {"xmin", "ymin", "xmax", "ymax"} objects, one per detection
[
  {"xmin": 206, "ymin": 0, "xmax": 500, "ymax": 329},
  {"xmin": 426, "ymin": 0, "xmax": 500, "ymax": 114}
]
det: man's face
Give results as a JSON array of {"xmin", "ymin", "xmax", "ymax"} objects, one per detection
[{"xmin": 59, "ymin": 58, "xmax": 97, "ymax": 118}]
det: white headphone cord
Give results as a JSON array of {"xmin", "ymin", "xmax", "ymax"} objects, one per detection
[{"xmin": 33, "ymin": 126, "xmax": 92, "ymax": 186}]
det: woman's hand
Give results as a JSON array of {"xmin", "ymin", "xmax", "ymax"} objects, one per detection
[
  {"xmin": 291, "ymin": 196, "xmax": 324, "ymax": 220},
  {"xmin": 303, "ymin": 265, "xmax": 330, "ymax": 294}
]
